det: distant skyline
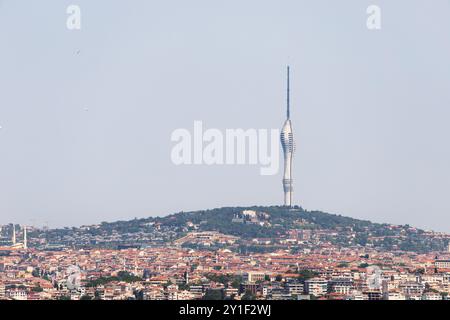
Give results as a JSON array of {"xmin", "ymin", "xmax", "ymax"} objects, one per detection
[{"xmin": 1, "ymin": 1, "xmax": 450, "ymax": 232}]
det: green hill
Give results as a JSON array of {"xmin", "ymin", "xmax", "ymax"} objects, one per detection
[{"xmin": 40, "ymin": 206, "xmax": 448, "ymax": 253}]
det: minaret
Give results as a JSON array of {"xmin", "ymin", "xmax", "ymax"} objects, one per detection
[
  {"xmin": 280, "ymin": 66, "xmax": 295, "ymax": 207},
  {"xmin": 23, "ymin": 226, "xmax": 27, "ymax": 249},
  {"xmin": 12, "ymin": 224, "xmax": 16, "ymax": 245}
]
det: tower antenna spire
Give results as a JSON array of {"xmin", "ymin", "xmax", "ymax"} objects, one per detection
[{"xmin": 287, "ymin": 66, "xmax": 290, "ymax": 119}]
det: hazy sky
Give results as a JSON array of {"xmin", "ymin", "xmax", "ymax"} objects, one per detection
[{"xmin": 1, "ymin": 1, "xmax": 450, "ymax": 231}]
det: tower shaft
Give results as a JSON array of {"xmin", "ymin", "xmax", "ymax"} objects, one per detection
[
  {"xmin": 280, "ymin": 66, "xmax": 295, "ymax": 207},
  {"xmin": 23, "ymin": 226, "xmax": 27, "ymax": 250},
  {"xmin": 12, "ymin": 224, "xmax": 16, "ymax": 245}
]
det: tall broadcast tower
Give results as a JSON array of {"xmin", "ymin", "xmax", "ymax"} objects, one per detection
[{"xmin": 280, "ymin": 66, "xmax": 295, "ymax": 207}]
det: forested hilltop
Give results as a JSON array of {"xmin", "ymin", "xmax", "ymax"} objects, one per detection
[{"xmin": 35, "ymin": 206, "xmax": 449, "ymax": 253}]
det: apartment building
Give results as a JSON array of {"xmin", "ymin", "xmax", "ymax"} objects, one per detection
[
  {"xmin": 243, "ymin": 272, "xmax": 265, "ymax": 283},
  {"xmin": 304, "ymin": 278, "xmax": 328, "ymax": 297},
  {"xmin": 328, "ymin": 278, "xmax": 353, "ymax": 295}
]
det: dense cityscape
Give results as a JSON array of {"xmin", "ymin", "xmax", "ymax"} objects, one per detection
[{"xmin": 1, "ymin": 207, "xmax": 450, "ymax": 301}]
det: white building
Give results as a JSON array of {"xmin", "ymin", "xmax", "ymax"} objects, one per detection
[
  {"xmin": 304, "ymin": 278, "xmax": 328, "ymax": 297},
  {"xmin": 435, "ymin": 260, "xmax": 450, "ymax": 269},
  {"xmin": 7, "ymin": 289, "xmax": 27, "ymax": 300},
  {"xmin": 422, "ymin": 292, "xmax": 442, "ymax": 300},
  {"xmin": 243, "ymin": 272, "xmax": 265, "ymax": 283},
  {"xmin": 386, "ymin": 291, "xmax": 406, "ymax": 300}
]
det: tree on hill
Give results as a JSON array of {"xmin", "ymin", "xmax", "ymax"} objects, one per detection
[
  {"xmin": 241, "ymin": 290, "xmax": 256, "ymax": 300},
  {"xmin": 203, "ymin": 289, "xmax": 224, "ymax": 300}
]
